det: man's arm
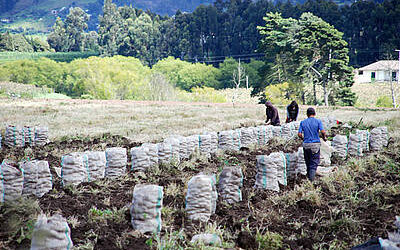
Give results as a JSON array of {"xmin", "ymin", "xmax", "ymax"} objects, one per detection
[
  {"xmin": 321, "ymin": 130, "xmax": 327, "ymax": 141},
  {"xmin": 298, "ymin": 132, "xmax": 303, "ymax": 140}
]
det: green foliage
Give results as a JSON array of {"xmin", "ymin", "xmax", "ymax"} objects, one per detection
[
  {"xmin": 256, "ymin": 231, "xmax": 283, "ymax": 250},
  {"xmin": 152, "ymin": 57, "xmax": 220, "ymax": 91},
  {"xmin": 0, "ymin": 51, "xmax": 99, "ymax": 63},
  {"xmin": 264, "ymin": 82, "xmax": 299, "ymax": 105},
  {"xmin": 376, "ymin": 95, "xmax": 393, "ymax": 108},
  {"xmin": 0, "ymin": 32, "xmax": 38, "ymax": 52},
  {"xmin": 178, "ymin": 87, "xmax": 227, "ymax": 103}
]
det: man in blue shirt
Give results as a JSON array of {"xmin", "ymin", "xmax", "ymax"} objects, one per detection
[{"xmin": 297, "ymin": 107, "xmax": 327, "ymax": 181}]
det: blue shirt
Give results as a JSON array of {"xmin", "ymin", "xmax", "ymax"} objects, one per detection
[{"xmin": 298, "ymin": 117, "xmax": 324, "ymax": 143}]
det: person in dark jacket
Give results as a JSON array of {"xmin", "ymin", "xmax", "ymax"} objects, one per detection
[
  {"xmin": 286, "ymin": 100, "xmax": 299, "ymax": 123},
  {"xmin": 265, "ymin": 101, "xmax": 280, "ymax": 126}
]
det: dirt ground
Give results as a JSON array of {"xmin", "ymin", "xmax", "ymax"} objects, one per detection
[{"xmin": 0, "ymin": 125, "xmax": 399, "ymax": 249}]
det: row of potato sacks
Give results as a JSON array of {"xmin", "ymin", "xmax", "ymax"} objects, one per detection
[
  {"xmin": 0, "ymin": 125, "xmax": 49, "ymax": 148},
  {"xmin": 60, "ymin": 147, "xmax": 127, "ymax": 186},
  {"xmin": 0, "ymin": 159, "xmax": 52, "ymax": 202},
  {"xmin": 331, "ymin": 127, "xmax": 389, "ymax": 160}
]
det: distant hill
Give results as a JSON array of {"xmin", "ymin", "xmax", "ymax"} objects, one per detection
[{"xmin": 0, "ymin": 0, "xmax": 213, "ymax": 34}]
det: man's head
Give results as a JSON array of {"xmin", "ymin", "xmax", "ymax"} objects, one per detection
[
  {"xmin": 265, "ymin": 101, "xmax": 273, "ymax": 108},
  {"xmin": 307, "ymin": 107, "xmax": 316, "ymax": 117}
]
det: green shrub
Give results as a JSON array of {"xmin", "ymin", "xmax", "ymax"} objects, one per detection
[
  {"xmin": 256, "ymin": 231, "xmax": 283, "ymax": 250},
  {"xmin": 376, "ymin": 95, "xmax": 393, "ymax": 108}
]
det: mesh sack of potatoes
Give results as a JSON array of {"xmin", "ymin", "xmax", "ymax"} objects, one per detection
[
  {"xmin": 255, "ymin": 125, "xmax": 273, "ymax": 145},
  {"xmin": 331, "ymin": 135, "xmax": 348, "ymax": 159},
  {"xmin": 142, "ymin": 143, "xmax": 159, "ymax": 167},
  {"xmin": 240, "ymin": 127, "xmax": 257, "ymax": 147},
  {"xmin": 34, "ymin": 126, "xmax": 49, "ymax": 146},
  {"xmin": 271, "ymin": 126, "xmax": 283, "ymax": 138},
  {"xmin": 319, "ymin": 140, "xmax": 333, "ymax": 166},
  {"xmin": 157, "ymin": 142, "xmax": 173, "ymax": 164},
  {"xmin": 4, "ymin": 125, "xmax": 24, "ymax": 147},
  {"xmin": 131, "ymin": 146, "xmax": 150, "ymax": 172},
  {"xmin": 348, "ymin": 133, "xmax": 364, "ymax": 157},
  {"xmin": 130, "ymin": 184, "xmax": 163, "ymax": 234},
  {"xmin": 289, "ymin": 121, "xmax": 301, "ymax": 135},
  {"xmin": 21, "ymin": 160, "xmax": 52, "ymax": 198},
  {"xmin": 84, "ymin": 151, "xmax": 106, "ymax": 180},
  {"xmin": 355, "ymin": 129, "xmax": 370, "ymax": 152},
  {"xmin": 164, "ymin": 137, "xmax": 181, "ymax": 161},
  {"xmin": 296, "ymin": 147, "xmax": 307, "ymax": 176},
  {"xmin": 370, "ymin": 126, "xmax": 389, "ymax": 151},
  {"xmin": 177, "ymin": 136, "xmax": 189, "ymax": 160},
  {"xmin": 61, "ymin": 153, "xmax": 88, "ymax": 186},
  {"xmin": 30, "ymin": 214, "xmax": 73, "ymax": 250},
  {"xmin": 254, "ymin": 154, "xmax": 279, "ymax": 191},
  {"xmin": 272, "ymin": 152, "xmax": 287, "ymax": 186},
  {"xmin": 285, "ymin": 152, "xmax": 298, "ymax": 179},
  {"xmin": 23, "ymin": 126, "xmax": 35, "ymax": 147},
  {"xmin": 198, "ymin": 134, "xmax": 212, "ymax": 156},
  {"xmin": 105, "ymin": 147, "xmax": 127, "ymax": 178},
  {"xmin": 0, "ymin": 159, "xmax": 24, "ymax": 202},
  {"xmin": 185, "ymin": 174, "xmax": 217, "ymax": 222},
  {"xmin": 205, "ymin": 131, "xmax": 218, "ymax": 153},
  {"xmin": 218, "ymin": 165, "xmax": 243, "ymax": 204},
  {"xmin": 218, "ymin": 130, "xmax": 241, "ymax": 151},
  {"xmin": 191, "ymin": 234, "xmax": 222, "ymax": 246},
  {"xmin": 280, "ymin": 123, "xmax": 294, "ymax": 139},
  {"xmin": 184, "ymin": 135, "xmax": 198, "ymax": 158}
]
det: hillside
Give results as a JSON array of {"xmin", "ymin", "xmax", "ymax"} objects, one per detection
[{"xmin": 0, "ymin": 0, "xmax": 213, "ymax": 33}]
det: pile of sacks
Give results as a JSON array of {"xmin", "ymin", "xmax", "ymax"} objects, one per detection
[
  {"xmin": 61, "ymin": 148, "xmax": 124, "ymax": 186},
  {"xmin": 130, "ymin": 184, "xmax": 163, "ymax": 234},
  {"xmin": 185, "ymin": 174, "xmax": 217, "ymax": 222},
  {"xmin": 3, "ymin": 125, "xmax": 49, "ymax": 147}
]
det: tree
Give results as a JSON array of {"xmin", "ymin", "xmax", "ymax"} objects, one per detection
[
  {"xmin": 0, "ymin": 33, "xmax": 33, "ymax": 52},
  {"xmin": 65, "ymin": 7, "xmax": 90, "ymax": 52},
  {"xmin": 98, "ymin": 0, "xmax": 122, "ymax": 56},
  {"xmin": 47, "ymin": 17, "xmax": 69, "ymax": 52}
]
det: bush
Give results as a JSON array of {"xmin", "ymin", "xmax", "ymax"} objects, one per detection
[
  {"xmin": 177, "ymin": 87, "xmax": 227, "ymax": 103},
  {"xmin": 376, "ymin": 95, "xmax": 393, "ymax": 108},
  {"xmin": 264, "ymin": 82, "xmax": 299, "ymax": 105}
]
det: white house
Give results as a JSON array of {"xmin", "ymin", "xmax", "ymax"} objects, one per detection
[{"xmin": 355, "ymin": 60, "xmax": 399, "ymax": 84}]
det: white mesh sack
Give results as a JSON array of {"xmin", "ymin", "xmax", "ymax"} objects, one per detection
[
  {"xmin": 331, "ymin": 135, "xmax": 348, "ymax": 159},
  {"xmin": 273, "ymin": 152, "xmax": 287, "ymax": 186},
  {"xmin": 348, "ymin": 133, "xmax": 364, "ymax": 157},
  {"xmin": 296, "ymin": 147, "xmax": 307, "ymax": 176},
  {"xmin": 34, "ymin": 126, "xmax": 49, "ymax": 146},
  {"xmin": 198, "ymin": 134, "xmax": 212, "ymax": 156},
  {"xmin": 4, "ymin": 125, "xmax": 24, "ymax": 147},
  {"xmin": 218, "ymin": 166, "xmax": 243, "ymax": 204},
  {"xmin": 319, "ymin": 140, "xmax": 333, "ymax": 166},
  {"xmin": 240, "ymin": 127, "xmax": 257, "ymax": 147},
  {"xmin": 271, "ymin": 126, "xmax": 283, "ymax": 138},
  {"xmin": 21, "ymin": 160, "xmax": 52, "ymax": 198},
  {"xmin": 131, "ymin": 146, "xmax": 150, "ymax": 172},
  {"xmin": 30, "ymin": 214, "xmax": 73, "ymax": 250},
  {"xmin": 23, "ymin": 126, "xmax": 35, "ymax": 147},
  {"xmin": 85, "ymin": 151, "xmax": 106, "ymax": 180},
  {"xmin": 0, "ymin": 160, "xmax": 24, "ymax": 202},
  {"xmin": 61, "ymin": 153, "xmax": 88, "ymax": 186},
  {"xmin": 280, "ymin": 124, "xmax": 293, "ymax": 139},
  {"xmin": 218, "ymin": 130, "xmax": 241, "ymax": 151},
  {"xmin": 185, "ymin": 174, "xmax": 217, "ymax": 222},
  {"xmin": 105, "ymin": 147, "xmax": 127, "ymax": 178},
  {"xmin": 130, "ymin": 184, "xmax": 163, "ymax": 234},
  {"xmin": 254, "ymin": 154, "xmax": 279, "ymax": 191},
  {"xmin": 142, "ymin": 143, "xmax": 158, "ymax": 167},
  {"xmin": 177, "ymin": 136, "xmax": 189, "ymax": 160},
  {"xmin": 184, "ymin": 135, "xmax": 199, "ymax": 158},
  {"xmin": 205, "ymin": 131, "xmax": 218, "ymax": 153},
  {"xmin": 164, "ymin": 137, "xmax": 180, "ymax": 161},
  {"xmin": 191, "ymin": 234, "xmax": 222, "ymax": 246},
  {"xmin": 255, "ymin": 125, "xmax": 273, "ymax": 145},
  {"xmin": 157, "ymin": 142, "xmax": 173, "ymax": 164},
  {"xmin": 355, "ymin": 129, "xmax": 370, "ymax": 152},
  {"xmin": 370, "ymin": 127, "xmax": 389, "ymax": 151},
  {"xmin": 285, "ymin": 152, "xmax": 298, "ymax": 179}
]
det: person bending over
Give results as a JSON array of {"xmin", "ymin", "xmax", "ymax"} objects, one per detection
[
  {"xmin": 297, "ymin": 107, "xmax": 327, "ymax": 181},
  {"xmin": 265, "ymin": 101, "xmax": 280, "ymax": 126}
]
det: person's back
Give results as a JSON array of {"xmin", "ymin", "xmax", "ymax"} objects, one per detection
[
  {"xmin": 298, "ymin": 108, "xmax": 326, "ymax": 181},
  {"xmin": 286, "ymin": 101, "xmax": 299, "ymax": 123},
  {"xmin": 265, "ymin": 101, "xmax": 280, "ymax": 126}
]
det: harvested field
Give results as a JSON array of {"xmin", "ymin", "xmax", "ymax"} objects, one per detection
[{"xmin": 0, "ymin": 100, "xmax": 399, "ymax": 249}]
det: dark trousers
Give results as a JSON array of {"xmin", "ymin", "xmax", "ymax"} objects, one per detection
[{"xmin": 303, "ymin": 148, "xmax": 320, "ymax": 181}]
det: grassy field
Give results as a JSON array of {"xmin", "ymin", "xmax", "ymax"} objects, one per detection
[
  {"xmin": 352, "ymin": 82, "xmax": 400, "ymax": 107},
  {"xmin": 0, "ymin": 98, "xmax": 399, "ymax": 142}
]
